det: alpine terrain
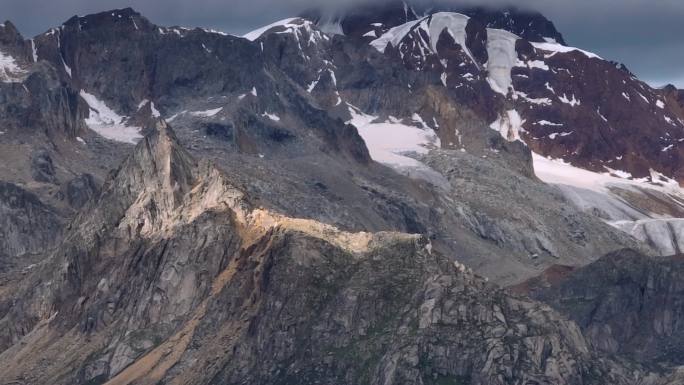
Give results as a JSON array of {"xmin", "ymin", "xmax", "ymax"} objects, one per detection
[{"xmin": 0, "ymin": 1, "xmax": 683, "ymax": 384}]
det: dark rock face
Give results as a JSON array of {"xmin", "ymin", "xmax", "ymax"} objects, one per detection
[
  {"xmin": 64, "ymin": 173, "xmax": 99, "ymax": 209},
  {"xmin": 30, "ymin": 149, "xmax": 56, "ymax": 183},
  {"xmin": 519, "ymin": 249, "xmax": 684, "ymax": 368},
  {"xmin": 0, "ymin": 181, "xmax": 62, "ymax": 265}
]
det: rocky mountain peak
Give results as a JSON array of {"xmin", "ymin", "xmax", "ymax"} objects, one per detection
[{"xmin": 62, "ymin": 7, "xmax": 151, "ymax": 33}]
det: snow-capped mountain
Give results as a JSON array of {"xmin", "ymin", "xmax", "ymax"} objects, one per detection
[{"xmin": 1, "ymin": 2, "xmax": 684, "ymax": 384}]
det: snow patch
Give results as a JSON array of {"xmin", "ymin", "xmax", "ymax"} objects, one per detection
[
  {"xmin": 346, "ymin": 105, "xmax": 442, "ymax": 179},
  {"xmin": 190, "ymin": 107, "xmax": 223, "ymax": 117},
  {"xmin": 490, "ymin": 110, "xmax": 525, "ymax": 142},
  {"xmin": 262, "ymin": 112, "xmax": 280, "ymax": 121},
  {"xmin": 30, "ymin": 39, "xmax": 38, "ymax": 62},
  {"xmin": 559, "ymin": 93, "xmax": 580, "ymax": 107},
  {"xmin": 536, "ymin": 120, "xmax": 563, "ymax": 126},
  {"xmin": 79, "ymin": 90, "xmax": 142, "ymax": 144},
  {"xmin": 243, "ymin": 18, "xmax": 299, "ymax": 41},
  {"xmin": 531, "ymin": 42, "xmax": 601, "ymax": 59},
  {"xmin": 0, "ymin": 50, "xmax": 26, "ymax": 82}
]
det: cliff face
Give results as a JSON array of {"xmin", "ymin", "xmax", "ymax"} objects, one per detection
[{"xmin": 518, "ymin": 249, "xmax": 684, "ymax": 368}]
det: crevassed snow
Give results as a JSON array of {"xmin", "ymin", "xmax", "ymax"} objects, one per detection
[
  {"xmin": 190, "ymin": 107, "xmax": 223, "ymax": 117},
  {"xmin": 490, "ymin": 109, "xmax": 524, "ymax": 142},
  {"xmin": 427, "ymin": 12, "xmax": 477, "ymax": 64},
  {"xmin": 370, "ymin": 18, "xmax": 423, "ymax": 53},
  {"xmin": 79, "ymin": 90, "xmax": 142, "ymax": 144},
  {"xmin": 486, "ymin": 28, "xmax": 519, "ymax": 95},
  {"xmin": 530, "ymin": 42, "xmax": 601, "ymax": 59},
  {"xmin": 346, "ymin": 105, "xmax": 445, "ymax": 185},
  {"xmin": 533, "ymin": 152, "xmax": 684, "ymax": 255}
]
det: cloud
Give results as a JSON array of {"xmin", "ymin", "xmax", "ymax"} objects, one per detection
[{"xmin": 1, "ymin": 0, "xmax": 683, "ymax": 86}]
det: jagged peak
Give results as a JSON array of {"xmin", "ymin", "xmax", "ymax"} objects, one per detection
[{"xmin": 60, "ymin": 7, "xmax": 152, "ymax": 34}]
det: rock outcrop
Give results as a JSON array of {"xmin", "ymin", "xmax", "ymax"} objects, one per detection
[{"xmin": 517, "ymin": 249, "xmax": 684, "ymax": 368}]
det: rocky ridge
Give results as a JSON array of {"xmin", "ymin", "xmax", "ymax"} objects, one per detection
[{"xmin": 0, "ymin": 123, "xmax": 637, "ymax": 385}]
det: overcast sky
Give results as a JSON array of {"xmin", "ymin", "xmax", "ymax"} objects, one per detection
[{"xmin": 2, "ymin": 0, "xmax": 683, "ymax": 87}]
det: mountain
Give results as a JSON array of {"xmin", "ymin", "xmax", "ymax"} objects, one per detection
[
  {"xmin": 0, "ymin": 2, "xmax": 684, "ymax": 384},
  {"xmin": 0, "ymin": 123, "xmax": 631, "ymax": 385}
]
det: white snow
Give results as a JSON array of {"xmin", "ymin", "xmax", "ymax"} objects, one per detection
[
  {"xmin": 622, "ymin": 92, "xmax": 631, "ymax": 101},
  {"xmin": 490, "ymin": 110, "xmax": 525, "ymax": 142},
  {"xmin": 262, "ymin": 112, "xmax": 280, "ymax": 121},
  {"xmin": 243, "ymin": 17, "xmax": 322, "ymax": 46},
  {"xmin": 79, "ymin": 90, "xmax": 143, "ymax": 144},
  {"xmin": 597, "ymin": 108, "xmax": 608, "ymax": 122},
  {"xmin": 545, "ymin": 82, "xmax": 556, "ymax": 94},
  {"xmin": 369, "ymin": 18, "xmax": 423, "ymax": 53},
  {"xmin": 517, "ymin": 59, "xmax": 549, "ymax": 71},
  {"xmin": 559, "ymin": 94, "xmax": 581, "ymax": 107},
  {"xmin": 530, "ymin": 42, "xmax": 601, "ymax": 59},
  {"xmin": 513, "ymin": 91, "xmax": 552, "ymax": 105},
  {"xmin": 190, "ymin": 107, "xmax": 223, "ymax": 117},
  {"xmin": 362, "ymin": 30, "xmax": 376, "ymax": 38},
  {"xmin": 150, "ymin": 102, "xmax": 161, "ymax": 118},
  {"xmin": 76, "ymin": 137, "xmax": 86, "ymax": 144},
  {"xmin": 250, "ymin": 87, "xmax": 258, "ymax": 96},
  {"xmin": 427, "ymin": 12, "xmax": 477, "ymax": 64},
  {"xmin": 0, "ymin": 50, "xmax": 26, "ymax": 82},
  {"xmin": 137, "ymin": 99, "xmax": 161, "ymax": 118},
  {"xmin": 536, "ymin": 120, "xmax": 563, "ymax": 126},
  {"xmin": 62, "ymin": 59, "xmax": 72, "ymax": 77},
  {"xmin": 202, "ymin": 28, "xmax": 229, "ymax": 36},
  {"xmin": 243, "ymin": 18, "xmax": 299, "ymax": 41},
  {"xmin": 656, "ymin": 100, "xmax": 665, "ymax": 109},
  {"xmin": 346, "ymin": 105, "xmax": 442, "ymax": 176},
  {"xmin": 166, "ymin": 110, "xmax": 186, "ymax": 122},
  {"xmin": 485, "ymin": 28, "xmax": 519, "ymax": 95},
  {"xmin": 307, "ymin": 76, "xmax": 320, "ymax": 92},
  {"xmin": 30, "ymin": 39, "xmax": 38, "ymax": 62}
]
